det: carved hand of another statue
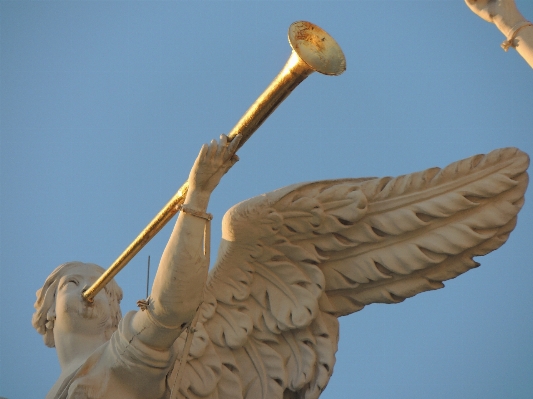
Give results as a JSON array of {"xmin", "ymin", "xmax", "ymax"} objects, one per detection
[
  {"xmin": 187, "ymin": 134, "xmax": 241, "ymax": 200},
  {"xmin": 465, "ymin": 0, "xmax": 522, "ymax": 26}
]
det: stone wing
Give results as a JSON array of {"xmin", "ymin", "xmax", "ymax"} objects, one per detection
[{"xmin": 167, "ymin": 147, "xmax": 529, "ymax": 399}]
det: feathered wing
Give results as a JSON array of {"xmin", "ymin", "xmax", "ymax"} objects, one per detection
[{"xmin": 167, "ymin": 148, "xmax": 529, "ymax": 399}]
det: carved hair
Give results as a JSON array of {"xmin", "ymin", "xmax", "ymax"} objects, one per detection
[{"xmin": 32, "ymin": 261, "xmax": 123, "ymax": 348}]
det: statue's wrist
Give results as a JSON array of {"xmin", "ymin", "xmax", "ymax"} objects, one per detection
[
  {"xmin": 184, "ymin": 190, "xmax": 210, "ymax": 210},
  {"xmin": 494, "ymin": 8, "xmax": 526, "ymax": 36}
]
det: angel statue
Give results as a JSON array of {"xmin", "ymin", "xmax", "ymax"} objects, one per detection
[{"xmin": 33, "ymin": 133, "xmax": 529, "ymax": 399}]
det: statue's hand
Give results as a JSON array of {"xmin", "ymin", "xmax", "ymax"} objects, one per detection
[
  {"xmin": 465, "ymin": 0, "xmax": 520, "ymax": 24},
  {"xmin": 188, "ymin": 134, "xmax": 241, "ymax": 197}
]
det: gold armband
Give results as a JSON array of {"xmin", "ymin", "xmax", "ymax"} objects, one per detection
[
  {"xmin": 179, "ymin": 206, "xmax": 213, "ymax": 221},
  {"xmin": 501, "ymin": 21, "xmax": 533, "ymax": 52}
]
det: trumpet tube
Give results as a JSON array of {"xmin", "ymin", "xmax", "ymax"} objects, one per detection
[{"xmin": 82, "ymin": 21, "xmax": 345, "ymax": 303}]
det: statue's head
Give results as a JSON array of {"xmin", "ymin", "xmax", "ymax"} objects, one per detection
[{"xmin": 32, "ymin": 261, "xmax": 123, "ymax": 348}]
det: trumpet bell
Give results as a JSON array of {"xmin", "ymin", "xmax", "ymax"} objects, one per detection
[{"xmin": 288, "ymin": 21, "xmax": 346, "ymax": 76}]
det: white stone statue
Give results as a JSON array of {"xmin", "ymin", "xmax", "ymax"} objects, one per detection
[
  {"xmin": 33, "ymin": 134, "xmax": 529, "ymax": 399},
  {"xmin": 465, "ymin": 0, "xmax": 533, "ymax": 68}
]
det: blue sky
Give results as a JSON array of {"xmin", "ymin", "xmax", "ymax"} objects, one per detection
[{"xmin": 1, "ymin": 1, "xmax": 532, "ymax": 398}]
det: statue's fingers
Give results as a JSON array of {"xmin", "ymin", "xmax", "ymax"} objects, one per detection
[
  {"xmin": 207, "ymin": 139, "xmax": 218, "ymax": 159},
  {"xmin": 228, "ymin": 154, "xmax": 240, "ymax": 167},
  {"xmin": 219, "ymin": 134, "xmax": 228, "ymax": 147},
  {"xmin": 225, "ymin": 134, "xmax": 242, "ymax": 160},
  {"xmin": 198, "ymin": 143, "xmax": 208, "ymax": 160},
  {"xmin": 223, "ymin": 154, "xmax": 239, "ymax": 173},
  {"xmin": 216, "ymin": 134, "xmax": 228, "ymax": 158}
]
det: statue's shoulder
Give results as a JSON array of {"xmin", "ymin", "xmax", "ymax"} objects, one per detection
[{"xmin": 48, "ymin": 310, "xmax": 176, "ymax": 398}]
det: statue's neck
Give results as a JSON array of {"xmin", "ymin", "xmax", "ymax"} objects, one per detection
[
  {"xmin": 45, "ymin": 332, "xmax": 106, "ymax": 399},
  {"xmin": 54, "ymin": 329, "xmax": 108, "ymax": 372}
]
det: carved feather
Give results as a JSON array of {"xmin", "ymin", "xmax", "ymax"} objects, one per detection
[
  {"xmin": 170, "ymin": 148, "xmax": 528, "ymax": 399},
  {"xmin": 322, "ymin": 147, "xmax": 528, "ymax": 316}
]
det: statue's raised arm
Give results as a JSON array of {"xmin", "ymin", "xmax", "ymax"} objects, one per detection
[
  {"xmin": 131, "ymin": 134, "xmax": 240, "ymax": 350},
  {"xmin": 465, "ymin": 0, "xmax": 533, "ymax": 67}
]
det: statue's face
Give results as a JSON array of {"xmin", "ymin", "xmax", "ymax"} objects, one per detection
[{"xmin": 53, "ymin": 263, "xmax": 113, "ymax": 335}]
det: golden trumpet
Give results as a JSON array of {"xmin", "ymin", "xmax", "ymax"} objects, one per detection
[{"xmin": 82, "ymin": 21, "xmax": 346, "ymax": 303}]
